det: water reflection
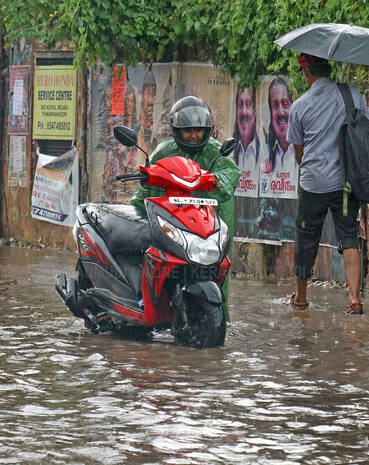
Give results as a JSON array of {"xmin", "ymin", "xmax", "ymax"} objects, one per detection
[{"xmin": 1, "ymin": 246, "xmax": 369, "ymax": 464}]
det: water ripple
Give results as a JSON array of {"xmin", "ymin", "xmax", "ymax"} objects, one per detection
[{"xmin": 1, "ymin": 248, "xmax": 369, "ymax": 464}]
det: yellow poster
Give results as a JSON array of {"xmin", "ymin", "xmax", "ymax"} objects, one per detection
[{"xmin": 32, "ymin": 66, "xmax": 77, "ymax": 140}]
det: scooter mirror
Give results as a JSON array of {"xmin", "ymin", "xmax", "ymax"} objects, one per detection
[
  {"xmin": 114, "ymin": 126, "xmax": 137, "ymax": 147},
  {"xmin": 219, "ymin": 138, "xmax": 235, "ymax": 157}
]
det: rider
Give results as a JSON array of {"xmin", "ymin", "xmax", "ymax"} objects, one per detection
[{"xmin": 130, "ymin": 96, "xmax": 240, "ymax": 319}]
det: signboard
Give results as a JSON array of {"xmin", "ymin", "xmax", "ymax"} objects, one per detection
[
  {"xmin": 8, "ymin": 66, "xmax": 30, "ymax": 134},
  {"xmin": 32, "ymin": 66, "xmax": 77, "ymax": 140},
  {"xmin": 31, "ymin": 148, "xmax": 78, "ymax": 226}
]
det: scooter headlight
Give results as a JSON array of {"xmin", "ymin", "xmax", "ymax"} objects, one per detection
[
  {"xmin": 182, "ymin": 231, "xmax": 220, "ymax": 265},
  {"xmin": 157, "ymin": 215, "xmax": 222, "ymax": 265},
  {"xmin": 157, "ymin": 216, "xmax": 185, "ymax": 248}
]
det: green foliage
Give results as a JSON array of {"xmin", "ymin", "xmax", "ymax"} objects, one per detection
[
  {"xmin": 1, "ymin": 0, "xmax": 369, "ymax": 90},
  {"xmin": 260, "ymin": 0, "xmax": 369, "ymax": 93}
]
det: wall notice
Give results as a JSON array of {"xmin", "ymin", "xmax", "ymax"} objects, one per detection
[
  {"xmin": 32, "ymin": 66, "xmax": 77, "ymax": 140},
  {"xmin": 8, "ymin": 66, "xmax": 30, "ymax": 134},
  {"xmin": 8, "ymin": 135, "xmax": 27, "ymax": 187}
]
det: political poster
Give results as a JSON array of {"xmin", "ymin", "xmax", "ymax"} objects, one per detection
[
  {"xmin": 88, "ymin": 63, "xmax": 174, "ymax": 202},
  {"xmin": 232, "ymin": 75, "xmax": 337, "ymax": 246},
  {"xmin": 8, "ymin": 66, "xmax": 30, "ymax": 134},
  {"xmin": 32, "ymin": 66, "xmax": 77, "ymax": 140},
  {"xmin": 88, "ymin": 62, "xmax": 234, "ymax": 203},
  {"xmin": 8, "ymin": 135, "xmax": 27, "ymax": 187},
  {"xmin": 258, "ymin": 76, "xmax": 299, "ymax": 200},
  {"xmin": 31, "ymin": 148, "xmax": 78, "ymax": 226},
  {"xmin": 231, "ymin": 84, "xmax": 260, "ymax": 198}
]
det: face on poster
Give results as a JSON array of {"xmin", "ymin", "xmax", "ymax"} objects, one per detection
[
  {"xmin": 258, "ymin": 76, "xmax": 298, "ymax": 199},
  {"xmin": 232, "ymin": 85, "xmax": 259, "ymax": 197}
]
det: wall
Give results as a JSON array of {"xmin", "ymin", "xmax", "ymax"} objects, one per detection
[
  {"xmin": 0, "ymin": 46, "xmax": 368, "ymax": 285},
  {"xmin": 0, "ymin": 41, "xmax": 82, "ymax": 249}
]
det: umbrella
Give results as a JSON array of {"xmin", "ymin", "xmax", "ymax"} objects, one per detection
[{"xmin": 274, "ymin": 23, "xmax": 369, "ymax": 66}]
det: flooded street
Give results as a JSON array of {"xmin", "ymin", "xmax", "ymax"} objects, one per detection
[{"xmin": 2, "ymin": 245, "xmax": 369, "ymax": 464}]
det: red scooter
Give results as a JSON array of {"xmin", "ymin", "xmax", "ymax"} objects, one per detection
[{"xmin": 56, "ymin": 126, "xmax": 234, "ymax": 347}]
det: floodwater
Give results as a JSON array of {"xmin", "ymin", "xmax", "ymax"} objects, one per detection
[{"xmin": 1, "ymin": 246, "xmax": 369, "ymax": 465}]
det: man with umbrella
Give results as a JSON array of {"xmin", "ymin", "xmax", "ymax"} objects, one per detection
[{"xmin": 286, "ymin": 52, "xmax": 368, "ymax": 314}]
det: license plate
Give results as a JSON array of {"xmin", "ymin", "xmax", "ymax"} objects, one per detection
[{"xmin": 169, "ymin": 197, "xmax": 218, "ymax": 206}]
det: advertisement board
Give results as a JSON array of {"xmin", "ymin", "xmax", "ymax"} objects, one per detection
[{"xmin": 32, "ymin": 66, "xmax": 77, "ymax": 140}]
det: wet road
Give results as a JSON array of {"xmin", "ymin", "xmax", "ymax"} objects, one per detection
[{"xmin": 1, "ymin": 245, "xmax": 369, "ymax": 464}]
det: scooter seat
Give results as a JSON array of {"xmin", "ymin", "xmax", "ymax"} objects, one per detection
[{"xmin": 86, "ymin": 204, "xmax": 151, "ymax": 255}]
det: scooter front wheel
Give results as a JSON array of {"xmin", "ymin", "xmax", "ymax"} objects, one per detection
[{"xmin": 173, "ymin": 303, "xmax": 226, "ymax": 348}]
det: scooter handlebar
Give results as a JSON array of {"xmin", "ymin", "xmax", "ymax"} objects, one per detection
[{"xmin": 116, "ymin": 173, "xmax": 149, "ymax": 182}]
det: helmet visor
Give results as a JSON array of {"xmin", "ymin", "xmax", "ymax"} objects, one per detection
[{"xmin": 171, "ymin": 106, "xmax": 213, "ymax": 128}]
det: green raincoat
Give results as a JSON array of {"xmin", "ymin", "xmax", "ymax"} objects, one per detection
[{"xmin": 130, "ymin": 137, "xmax": 241, "ymax": 320}]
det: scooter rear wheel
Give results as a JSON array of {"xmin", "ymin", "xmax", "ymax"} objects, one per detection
[{"xmin": 174, "ymin": 303, "xmax": 226, "ymax": 348}]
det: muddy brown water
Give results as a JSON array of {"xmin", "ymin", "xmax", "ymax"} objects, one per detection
[{"xmin": 1, "ymin": 245, "xmax": 369, "ymax": 464}]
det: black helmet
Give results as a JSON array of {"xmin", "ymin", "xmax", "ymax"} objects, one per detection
[{"xmin": 170, "ymin": 96, "xmax": 213, "ymax": 154}]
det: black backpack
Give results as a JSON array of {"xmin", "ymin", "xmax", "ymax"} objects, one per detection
[{"xmin": 338, "ymin": 83, "xmax": 369, "ymax": 212}]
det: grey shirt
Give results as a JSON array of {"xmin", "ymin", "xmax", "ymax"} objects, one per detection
[{"xmin": 287, "ymin": 77, "xmax": 368, "ymax": 193}]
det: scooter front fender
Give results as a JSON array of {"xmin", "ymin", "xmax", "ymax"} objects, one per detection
[{"xmin": 183, "ymin": 280, "xmax": 224, "ymax": 305}]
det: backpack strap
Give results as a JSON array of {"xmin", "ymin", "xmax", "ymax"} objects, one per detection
[
  {"xmin": 337, "ymin": 83, "xmax": 355, "ymax": 112},
  {"xmin": 337, "ymin": 83, "xmax": 354, "ymax": 216}
]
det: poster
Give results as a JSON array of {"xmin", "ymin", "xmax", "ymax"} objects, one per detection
[
  {"xmin": 8, "ymin": 66, "xmax": 30, "ymax": 134},
  {"xmin": 177, "ymin": 64, "xmax": 234, "ymax": 143},
  {"xmin": 231, "ymin": 77, "xmax": 298, "ymax": 241},
  {"xmin": 31, "ymin": 148, "xmax": 78, "ymax": 226},
  {"xmin": 232, "ymin": 76, "xmax": 337, "ymax": 246},
  {"xmin": 32, "ymin": 66, "xmax": 77, "ymax": 140},
  {"xmin": 88, "ymin": 63, "xmax": 171, "ymax": 202},
  {"xmin": 8, "ymin": 135, "xmax": 27, "ymax": 187},
  {"xmin": 231, "ymin": 85, "xmax": 259, "ymax": 197},
  {"xmin": 88, "ymin": 64, "xmax": 338, "ymax": 247},
  {"xmin": 234, "ymin": 197, "xmax": 297, "ymax": 242},
  {"xmin": 258, "ymin": 76, "xmax": 299, "ymax": 199},
  {"xmin": 112, "ymin": 66, "xmax": 126, "ymax": 115},
  {"xmin": 88, "ymin": 63, "xmax": 234, "ymax": 203}
]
